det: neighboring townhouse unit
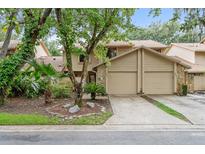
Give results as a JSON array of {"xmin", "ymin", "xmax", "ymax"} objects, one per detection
[
  {"xmin": 62, "ymin": 40, "xmax": 167, "ymax": 82},
  {"xmin": 166, "ymin": 43, "xmax": 205, "ymax": 91},
  {"xmin": 0, "ymin": 40, "xmax": 50, "ymax": 58},
  {"xmin": 37, "ymin": 56, "xmax": 64, "ymax": 72},
  {"xmin": 93, "ymin": 46, "xmax": 190, "ymax": 95}
]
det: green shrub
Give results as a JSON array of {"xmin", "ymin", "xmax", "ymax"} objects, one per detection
[
  {"xmin": 51, "ymin": 83, "xmax": 72, "ymax": 98},
  {"xmin": 182, "ymin": 84, "xmax": 188, "ymax": 96},
  {"xmin": 7, "ymin": 68, "xmax": 46, "ymax": 98},
  {"xmin": 84, "ymin": 82, "xmax": 106, "ymax": 100}
]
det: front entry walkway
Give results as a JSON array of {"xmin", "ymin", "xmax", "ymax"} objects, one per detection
[{"xmin": 105, "ymin": 95, "xmax": 188, "ymax": 125}]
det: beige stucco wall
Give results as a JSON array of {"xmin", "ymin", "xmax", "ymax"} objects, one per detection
[
  {"xmin": 63, "ymin": 52, "xmax": 99, "ymax": 72},
  {"xmin": 166, "ymin": 45, "xmax": 195, "ymax": 63},
  {"xmin": 195, "ymin": 52, "xmax": 205, "ymax": 66}
]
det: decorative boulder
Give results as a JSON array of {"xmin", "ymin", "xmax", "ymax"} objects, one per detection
[
  {"xmin": 63, "ymin": 103, "xmax": 73, "ymax": 108},
  {"xmin": 68, "ymin": 105, "xmax": 80, "ymax": 113},
  {"xmin": 87, "ymin": 102, "xmax": 95, "ymax": 108}
]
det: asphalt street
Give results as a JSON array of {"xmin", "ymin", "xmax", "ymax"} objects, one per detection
[{"xmin": 1, "ymin": 131, "xmax": 205, "ymax": 145}]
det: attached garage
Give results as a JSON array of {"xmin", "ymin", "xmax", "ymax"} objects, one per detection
[
  {"xmin": 144, "ymin": 72, "xmax": 173, "ymax": 94},
  {"xmin": 194, "ymin": 74, "xmax": 205, "ymax": 90},
  {"xmin": 143, "ymin": 51, "xmax": 174, "ymax": 94},
  {"xmin": 94, "ymin": 47, "xmax": 190, "ymax": 95},
  {"xmin": 108, "ymin": 72, "xmax": 137, "ymax": 94}
]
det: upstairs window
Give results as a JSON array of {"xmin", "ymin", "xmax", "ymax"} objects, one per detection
[
  {"xmin": 79, "ymin": 54, "xmax": 90, "ymax": 63},
  {"xmin": 79, "ymin": 54, "xmax": 85, "ymax": 62},
  {"xmin": 107, "ymin": 48, "xmax": 117, "ymax": 59}
]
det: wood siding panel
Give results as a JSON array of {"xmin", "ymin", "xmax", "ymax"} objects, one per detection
[
  {"xmin": 144, "ymin": 50, "xmax": 174, "ymax": 72},
  {"xmin": 108, "ymin": 51, "xmax": 137, "ymax": 72}
]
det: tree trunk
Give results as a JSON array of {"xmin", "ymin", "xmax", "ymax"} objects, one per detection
[
  {"xmin": 73, "ymin": 82, "xmax": 83, "ymax": 107},
  {"xmin": 0, "ymin": 10, "xmax": 17, "ymax": 58},
  {"xmin": 44, "ymin": 89, "xmax": 52, "ymax": 104}
]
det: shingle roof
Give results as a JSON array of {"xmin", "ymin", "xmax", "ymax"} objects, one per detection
[
  {"xmin": 106, "ymin": 40, "xmax": 167, "ymax": 48},
  {"xmin": 37, "ymin": 56, "xmax": 64, "ymax": 72},
  {"xmin": 172, "ymin": 43, "xmax": 205, "ymax": 52},
  {"xmin": 0, "ymin": 40, "xmax": 20, "ymax": 50}
]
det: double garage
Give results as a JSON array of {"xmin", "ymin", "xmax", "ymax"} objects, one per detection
[{"xmin": 95, "ymin": 47, "xmax": 188, "ymax": 95}]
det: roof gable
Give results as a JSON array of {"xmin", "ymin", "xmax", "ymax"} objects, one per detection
[{"xmin": 94, "ymin": 46, "xmax": 190, "ymax": 69}]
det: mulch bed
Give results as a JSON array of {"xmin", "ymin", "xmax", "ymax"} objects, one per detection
[{"xmin": 0, "ymin": 96, "xmax": 112, "ymax": 119}]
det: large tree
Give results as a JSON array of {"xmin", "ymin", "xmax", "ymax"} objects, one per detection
[
  {"xmin": 55, "ymin": 8, "xmax": 135, "ymax": 107},
  {"xmin": 149, "ymin": 8, "xmax": 205, "ymax": 42},
  {"xmin": 0, "ymin": 8, "xmax": 52, "ymax": 103},
  {"xmin": 128, "ymin": 21, "xmax": 203, "ymax": 45},
  {"xmin": 0, "ymin": 9, "xmax": 19, "ymax": 58}
]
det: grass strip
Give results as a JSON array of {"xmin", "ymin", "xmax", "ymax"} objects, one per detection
[
  {"xmin": 142, "ymin": 95, "xmax": 193, "ymax": 124},
  {"xmin": 0, "ymin": 113, "xmax": 61, "ymax": 125}
]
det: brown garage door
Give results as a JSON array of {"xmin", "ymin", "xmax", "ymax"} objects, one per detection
[
  {"xmin": 194, "ymin": 74, "xmax": 205, "ymax": 90},
  {"xmin": 108, "ymin": 72, "xmax": 137, "ymax": 95},
  {"xmin": 144, "ymin": 72, "xmax": 174, "ymax": 94}
]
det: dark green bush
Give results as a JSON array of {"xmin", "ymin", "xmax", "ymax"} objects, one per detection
[
  {"xmin": 182, "ymin": 84, "xmax": 188, "ymax": 96},
  {"xmin": 84, "ymin": 82, "xmax": 106, "ymax": 100},
  {"xmin": 51, "ymin": 84, "xmax": 72, "ymax": 98},
  {"xmin": 8, "ymin": 69, "xmax": 46, "ymax": 98}
]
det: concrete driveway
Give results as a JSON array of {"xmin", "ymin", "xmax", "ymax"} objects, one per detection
[
  {"xmin": 149, "ymin": 94, "xmax": 205, "ymax": 125},
  {"xmin": 105, "ymin": 95, "xmax": 187, "ymax": 125}
]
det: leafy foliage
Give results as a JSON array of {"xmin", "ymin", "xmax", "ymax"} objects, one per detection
[
  {"xmin": 8, "ymin": 67, "xmax": 46, "ymax": 98},
  {"xmin": 45, "ymin": 40, "xmax": 62, "ymax": 56},
  {"xmin": 51, "ymin": 82, "xmax": 72, "ymax": 98},
  {"xmin": 128, "ymin": 21, "xmax": 202, "ymax": 44},
  {"xmin": 84, "ymin": 82, "xmax": 106, "ymax": 99},
  {"xmin": 0, "ymin": 9, "xmax": 52, "ymax": 101}
]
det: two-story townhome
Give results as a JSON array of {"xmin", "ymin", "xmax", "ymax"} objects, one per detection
[
  {"xmin": 61, "ymin": 40, "xmax": 168, "ymax": 83},
  {"xmin": 165, "ymin": 43, "xmax": 205, "ymax": 91},
  {"xmin": 59, "ymin": 40, "xmax": 191, "ymax": 95}
]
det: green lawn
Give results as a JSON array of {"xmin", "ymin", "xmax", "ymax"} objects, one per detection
[
  {"xmin": 142, "ymin": 95, "xmax": 193, "ymax": 124},
  {"xmin": 0, "ymin": 113, "xmax": 61, "ymax": 125},
  {"xmin": 154, "ymin": 101, "xmax": 192, "ymax": 124},
  {"xmin": 0, "ymin": 112, "xmax": 112, "ymax": 125},
  {"xmin": 65, "ymin": 112, "xmax": 113, "ymax": 125}
]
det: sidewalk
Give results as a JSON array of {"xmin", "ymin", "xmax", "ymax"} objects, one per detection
[{"xmin": 1, "ymin": 124, "xmax": 205, "ymax": 132}]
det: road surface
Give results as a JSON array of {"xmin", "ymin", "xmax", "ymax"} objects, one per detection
[{"xmin": 1, "ymin": 131, "xmax": 205, "ymax": 144}]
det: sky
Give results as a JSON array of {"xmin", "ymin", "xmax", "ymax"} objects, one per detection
[{"xmin": 132, "ymin": 8, "xmax": 175, "ymax": 27}]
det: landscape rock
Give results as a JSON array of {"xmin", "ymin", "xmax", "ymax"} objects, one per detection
[
  {"xmin": 87, "ymin": 102, "xmax": 95, "ymax": 108},
  {"xmin": 68, "ymin": 105, "xmax": 80, "ymax": 113},
  {"xmin": 63, "ymin": 103, "xmax": 73, "ymax": 108}
]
